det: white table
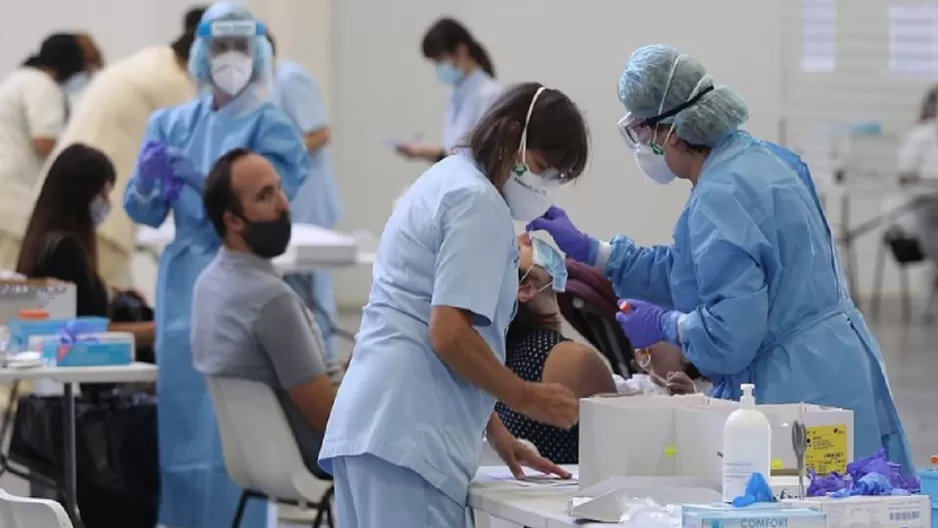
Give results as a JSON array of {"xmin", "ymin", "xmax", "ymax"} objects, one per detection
[
  {"xmin": 136, "ymin": 221, "xmax": 363, "ymax": 272},
  {"xmin": 0, "ymin": 363, "xmax": 158, "ymax": 528},
  {"xmin": 470, "ymin": 465, "xmax": 617, "ymax": 528}
]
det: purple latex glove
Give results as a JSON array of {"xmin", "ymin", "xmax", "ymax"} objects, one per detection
[
  {"xmin": 615, "ymin": 298, "xmax": 684, "ymax": 348},
  {"xmin": 166, "ymin": 147, "xmax": 206, "ymax": 191},
  {"xmin": 807, "ymin": 470, "xmax": 850, "ymax": 497},
  {"xmin": 525, "ymin": 206, "xmax": 596, "ymax": 264},
  {"xmin": 136, "ymin": 141, "xmax": 173, "ymax": 195},
  {"xmin": 847, "ymin": 448, "xmax": 920, "ymax": 493}
]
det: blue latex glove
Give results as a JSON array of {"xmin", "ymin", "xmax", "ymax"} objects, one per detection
[
  {"xmin": 615, "ymin": 298, "xmax": 684, "ymax": 348},
  {"xmin": 167, "ymin": 147, "xmax": 206, "ymax": 192},
  {"xmin": 525, "ymin": 206, "xmax": 596, "ymax": 264},
  {"xmin": 136, "ymin": 141, "xmax": 173, "ymax": 195},
  {"xmin": 731, "ymin": 472, "xmax": 776, "ymax": 507}
]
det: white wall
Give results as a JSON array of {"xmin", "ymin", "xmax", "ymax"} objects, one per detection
[
  {"xmin": 0, "ymin": 0, "xmax": 193, "ymax": 74},
  {"xmin": 330, "ymin": 0, "xmax": 783, "ymax": 308}
]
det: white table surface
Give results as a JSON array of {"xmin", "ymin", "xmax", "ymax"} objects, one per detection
[
  {"xmin": 0, "ymin": 361, "xmax": 158, "ymax": 384},
  {"xmin": 135, "ymin": 221, "xmax": 366, "ymax": 271},
  {"xmin": 470, "ymin": 465, "xmax": 617, "ymax": 528}
]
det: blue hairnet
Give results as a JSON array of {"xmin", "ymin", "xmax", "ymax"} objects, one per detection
[
  {"xmin": 617, "ymin": 44, "xmax": 749, "ymax": 147},
  {"xmin": 188, "ymin": 1, "xmax": 273, "ymax": 90}
]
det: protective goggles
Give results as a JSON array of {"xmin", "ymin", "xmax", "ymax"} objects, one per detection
[
  {"xmin": 617, "ymin": 85, "xmax": 714, "ymax": 152},
  {"xmin": 197, "ymin": 20, "xmax": 267, "ymax": 38}
]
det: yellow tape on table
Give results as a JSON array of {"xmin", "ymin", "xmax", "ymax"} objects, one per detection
[{"xmin": 804, "ymin": 424, "xmax": 849, "ymax": 474}]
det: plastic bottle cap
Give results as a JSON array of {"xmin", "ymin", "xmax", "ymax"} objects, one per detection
[{"xmin": 18, "ymin": 309, "xmax": 49, "ymax": 320}]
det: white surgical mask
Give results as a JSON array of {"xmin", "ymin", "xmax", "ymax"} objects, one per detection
[
  {"xmin": 210, "ymin": 51, "xmax": 253, "ymax": 96},
  {"xmin": 90, "ymin": 198, "xmax": 111, "ymax": 226},
  {"xmin": 635, "ymin": 144, "xmax": 678, "ymax": 185},
  {"xmin": 504, "ymin": 86, "xmax": 561, "ymax": 221},
  {"xmin": 504, "ymin": 169, "xmax": 558, "ymax": 222}
]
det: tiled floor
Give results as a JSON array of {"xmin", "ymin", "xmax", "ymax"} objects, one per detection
[{"xmin": 0, "ymin": 304, "xmax": 935, "ymax": 527}]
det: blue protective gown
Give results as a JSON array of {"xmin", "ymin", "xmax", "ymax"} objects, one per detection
[
  {"xmin": 602, "ymin": 131, "xmax": 913, "ymax": 473},
  {"xmin": 271, "ymin": 60, "xmax": 342, "ymax": 364},
  {"xmin": 124, "ymin": 94, "xmax": 310, "ymax": 528}
]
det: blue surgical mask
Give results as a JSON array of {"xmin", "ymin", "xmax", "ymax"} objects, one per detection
[
  {"xmin": 522, "ymin": 237, "xmax": 568, "ymax": 292},
  {"xmin": 90, "ymin": 198, "xmax": 111, "ymax": 226},
  {"xmin": 64, "ymin": 72, "xmax": 90, "ymax": 95},
  {"xmin": 435, "ymin": 63, "xmax": 463, "ymax": 86}
]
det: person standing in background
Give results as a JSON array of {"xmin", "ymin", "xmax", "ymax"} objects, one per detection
[
  {"xmin": 894, "ymin": 86, "xmax": 938, "ymax": 267},
  {"xmin": 0, "ymin": 33, "xmax": 85, "ymax": 272},
  {"xmin": 124, "ymin": 3, "xmax": 309, "ymax": 526},
  {"xmin": 396, "ymin": 18, "xmax": 502, "ymax": 163},
  {"xmin": 9, "ymin": 27, "xmax": 197, "ymax": 285},
  {"xmin": 268, "ymin": 33, "xmax": 343, "ymax": 368},
  {"xmin": 65, "ymin": 33, "xmax": 105, "ymax": 107}
]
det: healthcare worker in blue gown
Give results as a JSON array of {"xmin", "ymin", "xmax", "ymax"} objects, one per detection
[
  {"xmin": 395, "ymin": 18, "xmax": 503, "ymax": 163},
  {"xmin": 319, "ymin": 84, "xmax": 588, "ymax": 527},
  {"xmin": 123, "ymin": 4, "xmax": 310, "ymax": 527},
  {"xmin": 529, "ymin": 44, "xmax": 914, "ymax": 474},
  {"xmin": 268, "ymin": 33, "xmax": 343, "ymax": 367}
]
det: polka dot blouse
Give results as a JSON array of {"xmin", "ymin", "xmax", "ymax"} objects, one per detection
[{"xmin": 495, "ymin": 328, "xmax": 578, "ymax": 465}]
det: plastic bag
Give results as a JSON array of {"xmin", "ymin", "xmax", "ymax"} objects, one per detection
[
  {"xmin": 617, "ymin": 496, "xmax": 682, "ymax": 527},
  {"xmin": 10, "ymin": 391, "xmax": 158, "ymax": 528}
]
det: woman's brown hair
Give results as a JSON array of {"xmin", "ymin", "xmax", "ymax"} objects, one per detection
[
  {"xmin": 466, "ymin": 82, "xmax": 590, "ymax": 188},
  {"xmin": 17, "ymin": 144, "xmax": 116, "ymax": 277}
]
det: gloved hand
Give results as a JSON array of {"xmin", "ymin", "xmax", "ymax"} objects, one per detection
[
  {"xmin": 525, "ymin": 206, "xmax": 595, "ymax": 264},
  {"xmin": 615, "ymin": 298, "xmax": 684, "ymax": 348},
  {"xmin": 135, "ymin": 141, "xmax": 173, "ymax": 195},
  {"xmin": 167, "ymin": 147, "xmax": 206, "ymax": 192}
]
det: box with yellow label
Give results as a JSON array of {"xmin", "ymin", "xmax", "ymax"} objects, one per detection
[
  {"xmin": 577, "ymin": 394, "xmax": 739, "ymax": 488},
  {"xmin": 674, "ymin": 403, "xmax": 853, "ymax": 487}
]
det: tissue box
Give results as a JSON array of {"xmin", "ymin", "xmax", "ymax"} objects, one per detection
[
  {"xmin": 675, "ymin": 403, "xmax": 853, "ymax": 487},
  {"xmin": 684, "ymin": 505, "xmax": 826, "ymax": 528},
  {"xmin": 578, "ymin": 393, "xmax": 738, "ymax": 487},
  {"xmin": 784, "ymin": 495, "xmax": 932, "ymax": 528},
  {"xmin": 9, "ymin": 316, "xmax": 109, "ymax": 352},
  {"xmin": 40, "ymin": 332, "xmax": 134, "ymax": 367}
]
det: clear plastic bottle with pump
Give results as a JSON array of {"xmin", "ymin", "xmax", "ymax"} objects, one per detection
[{"xmin": 721, "ymin": 383, "xmax": 771, "ymax": 502}]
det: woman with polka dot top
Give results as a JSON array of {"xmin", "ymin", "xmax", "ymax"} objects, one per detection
[{"xmin": 495, "ymin": 233, "xmax": 617, "ymax": 464}]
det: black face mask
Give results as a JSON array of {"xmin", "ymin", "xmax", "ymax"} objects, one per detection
[{"xmin": 241, "ymin": 211, "xmax": 292, "ymax": 259}]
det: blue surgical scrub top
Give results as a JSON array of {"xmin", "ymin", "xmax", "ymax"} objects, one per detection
[
  {"xmin": 271, "ymin": 60, "xmax": 341, "ymax": 229},
  {"xmin": 442, "ymin": 69, "xmax": 502, "ymax": 152},
  {"xmin": 319, "ymin": 153, "xmax": 520, "ymax": 504}
]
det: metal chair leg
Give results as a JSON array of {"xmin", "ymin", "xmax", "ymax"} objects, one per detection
[
  {"xmin": 870, "ymin": 239, "xmax": 887, "ymax": 318},
  {"xmin": 311, "ymin": 486, "xmax": 334, "ymax": 528},
  {"xmin": 231, "ymin": 490, "xmax": 249, "ymax": 528},
  {"xmin": 900, "ymin": 266, "xmax": 912, "ymax": 324}
]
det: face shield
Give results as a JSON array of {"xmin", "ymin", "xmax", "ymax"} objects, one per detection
[{"xmin": 196, "ymin": 19, "xmax": 268, "ymax": 97}]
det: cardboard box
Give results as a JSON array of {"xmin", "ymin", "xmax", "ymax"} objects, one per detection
[
  {"xmin": 0, "ymin": 279, "xmax": 75, "ymax": 322},
  {"xmin": 578, "ymin": 394, "xmax": 738, "ymax": 487},
  {"xmin": 675, "ymin": 403, "xmax": 854, "ymax": 487},
  {"xmin": 784, "ymin": 495, "xmax": 932, "ymax": 528},
  {"xmin": 684, "ymin": 505, "xmax": 826, "ymax": 528}
]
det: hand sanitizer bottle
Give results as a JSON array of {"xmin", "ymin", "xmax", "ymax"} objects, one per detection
[{"xmin": 722, "ymin": 383, "xmax": 771, "ymax": 502}]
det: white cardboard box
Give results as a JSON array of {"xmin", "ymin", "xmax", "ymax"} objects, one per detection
[
  {"xmin": 784, "ymin": 495, "xmax": 932, "ymax": 528},
  {"xmin": 579, "ymin": 392, "xmax": 854, "ymax": 489},
  {"xmin": 578, "ymin": 393, "xmax": 738, "ymax": 487},
  {"xmin": 675, "ymin": 403, "xmax": 854, "ymax": 486}
]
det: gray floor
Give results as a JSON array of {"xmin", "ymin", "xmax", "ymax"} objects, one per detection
[{"xmin": 0, "ymin": 303, "xmax": 935, "ymax": 526}]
